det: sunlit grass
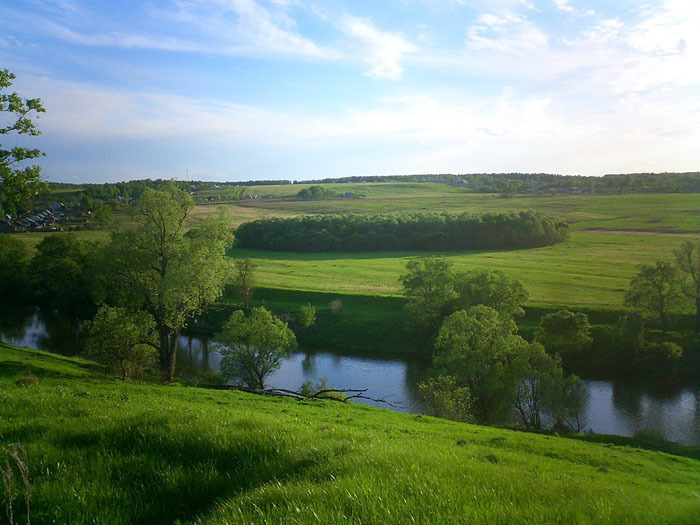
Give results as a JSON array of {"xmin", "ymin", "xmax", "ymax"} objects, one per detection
[{"xmin": 2, "ymin": 344, "xmax": 699, "ymax": 524}]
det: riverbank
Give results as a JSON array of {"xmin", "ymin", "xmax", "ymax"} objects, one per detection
[{"xmin": 2, "ymin": 343, "xmax": 699, "ymax": 524}]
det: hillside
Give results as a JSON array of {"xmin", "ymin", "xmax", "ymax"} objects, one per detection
[{"xmin": 2, "ymin": 343, "xmax": 699, "ymax": 524}]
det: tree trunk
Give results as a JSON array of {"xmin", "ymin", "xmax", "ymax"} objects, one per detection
[
  {"xmin": 158, "ymin": 325, "xmax": 172, "ymax": 382},
  {"xmin": 695, "ymin": 298, "xmax": 700, "ymax": 334}
]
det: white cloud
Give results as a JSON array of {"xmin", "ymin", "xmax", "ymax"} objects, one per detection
[
  {"xmin": 466, "ymin": 11, "xmax": 548, "ymax": 52},
  {"xmin": 29, "ymin": 0, "xmax": 329, "ymax": 58},
  {"xmin": 553, "ymin": 0, "xmax": 573, "ymax": 13},
  {"xmin": 340, "ymin": 16, "xmax": 416, "ymax": 80}
]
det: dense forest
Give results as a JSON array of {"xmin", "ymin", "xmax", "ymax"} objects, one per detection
[{"xmin": 235, "ymin": 211, "xmax": 569, "ymax": 252}]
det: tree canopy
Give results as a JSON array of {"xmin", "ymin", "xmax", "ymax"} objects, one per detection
[
  {"xmin": 0, "ymin": 68, "xmax": 47, "ymax": 208},
  {"xmin": 625, "ymin": 261, "xmax": 681, "ymax": 332},
  {"xmin": 103, "ymin": 185, "xmax": 233, "ymax": 381},
  {"xmin": 432, "ymin": 305, "xmax": 527, "ymax": 424},
  {"xmin": 235, "ymin": 211, "xmax": 568, "ymax": 252},
  {"xmin": 216, "ymin": 307, "xmax": 298, "ymax": 389}
]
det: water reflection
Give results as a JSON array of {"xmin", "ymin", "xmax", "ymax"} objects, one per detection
[{"xmin": 2, "ymin": 306, "xmax": 699, "ymax": 445}]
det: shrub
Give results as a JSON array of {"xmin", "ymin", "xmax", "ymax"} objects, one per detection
[{"xmin": 299, "ymin": 303, "xmax": 317, "ymax": 327}]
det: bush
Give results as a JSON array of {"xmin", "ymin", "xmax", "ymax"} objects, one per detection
[
  {"xmin": 418, "ymin": 375, "xmax": 472, "ymax": 422},
  {"xmin": 299, "ymin": 303, "xmax": 317, "ymax": 327},
  {"xmin": 82, "ymin": 306, "xmax": 158, "ymax": 380}
]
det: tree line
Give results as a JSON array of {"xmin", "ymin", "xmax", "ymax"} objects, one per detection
[{"xmin": 235, "ymin": 211, "xmax": 569, "ymax": 252}]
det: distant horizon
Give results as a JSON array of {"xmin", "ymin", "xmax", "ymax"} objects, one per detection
[
  {"xmin": 3, "ymin": 1, "xmax": 699, "ymax": 183},
  {"xmin": 41, "ymin": 170, "xmax": 700, "ymax": 186}
]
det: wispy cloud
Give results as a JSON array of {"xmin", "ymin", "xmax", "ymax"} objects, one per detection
[
  {"xmin": 340, "ymin": 15, "xmax": 416, "ymax": 80},
  {"xmin": 466, "ymin": 11, "xmax": 548, "ymax": 52}
]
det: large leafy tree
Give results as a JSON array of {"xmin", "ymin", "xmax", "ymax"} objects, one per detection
[
  {"xmin": 216, "ymin": 306, "xmax": 297, "ymax": 389},
  {"xmin": 454, "ymin": 269, "xmax": 529, "ymax": 318},
  {"xmin": 534, "ymin": 310, "xmax": 592, "ymax": 367},
  {"xmin": 0, "ymin": 69, "xmax": 47, "ymax": 208},
  {"xmin": 82, "ymin": 306, "xmax": 157, "ymax": 381},
  {"xmin": 625, "ymin": 261, "xmax": 681, "ymax": 332},
  {"xmin": 399, "ymin": 257, "xmax": 457, "ymax": 336},
  {"xmin": 104, "ymin": 186, "xmax": 233, "ymax": 381},
  {"xmin": 674, "ymin": 241, "xmax": 700, "ymax": 333},
  {"xmin": 432, "ymin": 305, "xmax": 527, "ymax": 424}
]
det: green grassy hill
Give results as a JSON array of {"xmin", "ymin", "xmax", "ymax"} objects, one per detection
[{"xmin": 2, "ymin": 343, "xmax": 699, "ymax": 524}]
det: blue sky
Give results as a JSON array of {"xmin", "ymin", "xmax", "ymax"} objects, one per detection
[{"xmin": 1, "ymin": 0, "xmax": 699, "ymax": 183}]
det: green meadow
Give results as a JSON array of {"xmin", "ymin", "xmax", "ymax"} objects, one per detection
[
  {"xmin": 2, "ymin": 344, "xmax": 700, "ymax": 525},
  {"xmin": 13, "ymin": 186, "xmax": 700, "ymax": 315}
]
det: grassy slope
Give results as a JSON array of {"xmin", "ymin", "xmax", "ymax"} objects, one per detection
[{"xmin": 2, "ymin": 344, "xmax": 700, "ymax": 525}]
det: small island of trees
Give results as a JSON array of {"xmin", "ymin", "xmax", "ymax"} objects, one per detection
[{"xmin": 235, "ymin": 211, "xmax": 568, "ymax": 252}]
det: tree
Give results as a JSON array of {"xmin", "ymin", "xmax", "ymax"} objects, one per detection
[
  {"xmin": 534, "ymin": 310, "xmax": 592, "ymax": 367},
  {"xmin": 432, "ymin": 305, "xmax": 527, "ymax": 424},
  {"xmin": 675, "ymin": 241, "xmax": 700, "ymax": 333},
  {"xmin": 82, "ymin": 306, "xmax": 157, "ymax": 380},
  {"xmin": 454, "ymin": 269, "xmax": 529, "ymax": 318},
  {"xmin": 93, "ymin": 204, "xmax": 114, "ymax": 225},
  {"xmin": 216, "ymin": 307, "xmax": 297, "ymax": 389},
  {"xmin": 104, "ymin": 186, "xmax": 233, "ymax": 381},
  {"xmin": 417, "ymin": 375, "xmax": 473, "ymax": 422},
  {"xmin": 0, "ymin": 69, "xmax": 48, "ymax": 206},
  {"xmin": 299, "ymin": 303, "xmax": 316, "ymax": 327},
  {"xmin": 510, "ymin": 343, "xmax": 586, "ymax": 431},
  {"xmin": 28, "ymin": 234, "xmax": 100, "ymax": 313},
  {"xmin": 625, "ymin": 261, "xmax": 681, "ymax": 332},
  {"xmin": 0, "ymin": 235, "xmax": 29, "ymax": 297},
  {"xmin": 232, "ymin": 258, "xmax": 256, "ymax": 309},
  {"xmin": 400, "ymin": 257, "xmax": 456, "ymax": 336}
]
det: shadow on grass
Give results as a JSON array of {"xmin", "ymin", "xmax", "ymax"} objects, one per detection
[
  {"xmin": 51, "ymin": 414, "xmax": 326, "ymax": 524},
  {"xmin": 0, "ymin": 348, "xmax": 104, "ymax": 379},
  {"xmin": 566, "ymin": 432, "xmax": 700, "ymax": 462}
]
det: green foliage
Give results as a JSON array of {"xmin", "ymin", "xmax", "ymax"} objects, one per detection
[
  {"xmin": 92, "ymin": 205, "xmax": 114, "ymax": 225},
  {"xmin": 0, "ymin": 69, "xmax": 48, "ymax": 207},
  {"xmin": 633, "ymin": 342, "xmax": 684, "ymax": 377},
  {"xmin": 535, "ymin": 310, "xmax": 592, "ymax": 366},
  {"xmin": 625, "ymin": 261, "xmax": 681, "ymax": 331},
  {"xmin": 82, "ymin": 306, "xmax": 157, "ymax": 380},
  {"xmin": 417, "ymin": 375, "xmax": 472, "ymax": 422},
  {"xmin": 400, "ymin": 257, "xmax": 457, "ymax": 336},
  {"xmin": 297, "ymin": 185, "xmax": 336, "ymax": 200},
  {"xmin": 28, "ymin": 234, "xmax": 100, "ymax": 313},
  {"xmin": 454, "ymin": 269, "xmax": 529, "ymax": 318},
  {"xmin": 216, "ymin": 307, "xmax": 297, "ymax": 389},
  {"xmin": 512, "ymin": 343, "xmax": 563, "ymax": 430},
  {"xmin": 236, "ymin": 211, "xmax": 568, "ymax": 252},
  {"xmin": 104, "ymin": 188, "xmax": 233, "ymax": 381},
  {"xmin": 675, "ymin": 240, "xmax": 700, "ymax": 332},
  {"xmin": 400, "ymin": 258, "xmax": 528, "ymax": 339},
  {"xmin": 0, "ymin": 235, "xmax": 28, "ymax": 296},
  {"xmin": 432, "ymin": 306, "xmax": 527, "ymax": 424},
  {"xmin": 232, "ymin": 258, "xmax": 256, "ymax": 308},
  {"xmin": 298, "ymin": 303, "xmax": 316, "ymax": 327}
]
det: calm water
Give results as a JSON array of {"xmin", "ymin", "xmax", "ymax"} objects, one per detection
[{"xmin": 3, "ymin": 307, "xmax": 700, "ymax": 445}]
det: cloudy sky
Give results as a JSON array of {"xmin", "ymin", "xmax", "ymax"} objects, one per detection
[{"xmin": 2, "ymin": 0, "xmax": 699, "ymax": 183}]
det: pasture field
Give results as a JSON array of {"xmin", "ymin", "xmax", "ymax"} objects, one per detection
[
  {"xmin": 13, "ymin": 186, "xmax": 700, "ymax": 314},
  {"xmin": 2, "ymin": 344, "xmax": 699, "ymax": 524}
]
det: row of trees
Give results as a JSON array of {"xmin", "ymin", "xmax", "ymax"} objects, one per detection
[
  {"xmin": 401, "ymin": 258, "xmax": 586, "ymax": 430},
  {"xmin": 235, "ymin": 211, "xmax": 569, "ymax": 252}
]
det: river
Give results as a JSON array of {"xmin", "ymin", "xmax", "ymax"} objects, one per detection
[{"xmin": 2, "ymin": 307, "xmax": 699, "ymax": 445}]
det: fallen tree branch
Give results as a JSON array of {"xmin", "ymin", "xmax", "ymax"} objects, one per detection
[{"xmin": 203, "ymin": 384, "xmax": 399, "ymax": 408}]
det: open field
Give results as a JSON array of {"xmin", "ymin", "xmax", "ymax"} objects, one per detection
[
  {"xmin": 2, "ymin": 344, "xmax": 699, "ymax": 524},
  {"xmin": 12, "ymin": 187, "xmax": 700, "ymax": 313}
]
